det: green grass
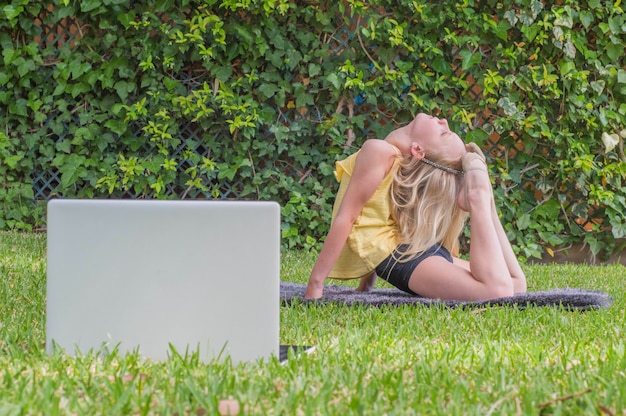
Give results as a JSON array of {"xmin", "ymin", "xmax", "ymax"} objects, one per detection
[{"xmin": 1, "ymin": 231, "xmax": 625, "ymax": 415}]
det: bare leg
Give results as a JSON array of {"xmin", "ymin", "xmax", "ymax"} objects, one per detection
[
  {"xmin": 356, "ymin": 271, "xmax": 377, "ymax": 292},
  {"xmin": 405, "ymin": 153, "xmax": 520, "ymax": 300},
  {"xmin": 464, "ymin": 169, "xmax": 514, "ymax": 295},
  {"xmin": 489, "ymin": 202, "xmax": 527, "ymax": 292},
  {"xmin": 451, "ymin": 212, "xmax": 526, "ymax": 293}
]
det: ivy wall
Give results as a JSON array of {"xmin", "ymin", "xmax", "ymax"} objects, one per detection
[{"xmin": 1, "ymin": 0, "xmax": 625, "ymax": 258}]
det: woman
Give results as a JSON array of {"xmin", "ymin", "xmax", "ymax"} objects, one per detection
[{"xmin": 304, "ymin": 113, "xmax": 526, "ymax": 300}]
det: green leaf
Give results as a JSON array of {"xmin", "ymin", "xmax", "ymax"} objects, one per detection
[
  {"xmin": 105, "ymin": 119, "xmax": 127, "ymax": 135},
  {"xmin": 464, "ymin": 129, "xmax": 489, "ymax": 146},
  {"xmin": 588, "ymin": 0, "xmax": 602, "ymax": 8},
  {"xmin": 0, "ymin": 133, "xmax": 9, "ymax": 150},
  {"xmin": 80, "ymin": 0, "xmax": 102, "ymax": 12},
  {"xmin": 608, "ymin": 16, "xmax": 622, "ymax": 34},
  {"xmin": 72, "ymin": 127, "xmax": 95, "ymax": 145},
  {"xmin": 494, "ymin": 20, "xmax": 510, "ymax": 41},
  {"xmin": 2, "ymin": 48, "xmax": 18, "ymax": 65},
  {"xmin": 56, "ymin": 4, "xmax": 76, "ymax": 19},
  {"xmin": 584, "ymin": 234, "xmax": 603, "ymax": 256},
  {"xmin": 212, "ymin": 65, "xmax": 232, "ymax": 82},
  {"xmin": 117, "ymin": 11, "xmax": 136, "ymax": 29},
  {"xmin": 559, "ymin": 60, "xmax": 576, "ymax": 76},
  {"xmin": 267, "ymin": 50, "xmax": 284, "ymax": 68},
  {"xmin": 70, "ymin": 83, "xmax": 90, "ymax": 98},
  {"xmin": 61, "ymin": 168, "xmax": 84, "ymax": 188},
  {"xmin": 579, "ymin": 11, "xmax": 594, "ymax": 29},
  {"xmin": 326, "ymin": 73, "xmax": 341, "ymax": 89},
  {"xmin": 521, "ymin": 24, "xmax": 540, "ymax": 42},
  {"xmin": 2, "ymin": 5, "xmax": 24, "ymax": 26},
  {"xmin": 68, "ymin": 58, "xmax": 90, "ymax": 79},
  {"xmin": 59, "ymin": 154, "xmax": 87, "ymax": 188},
  {"xmin": 114, "ymin": 80, "xmax": 135, "ymax": 101},
  {"xmin": 606, "ymin": 44, "xmax": 623, "ymax": 61},
  {"xmin": 163, "ymin": 77, "xmax": 180, "ymax": 91},
  {"xmin": 308, "ymin": 63, "xmax": 321, "ymax": 77},
  {"xmin": 258, "ymin": 83, "xmax": 278, "ymax": 100},
  {"xmin": 431, "ymin": 57, "xmax": 451, "ymax": 74},
  {"xmin": 3, "ymin": 154, "xmax": 23, "ymax": 169},
  {"xmin": 517, "ymin": 213, "xmax": 531, "ymax": 230},
  {"xmin": 16, "ymin": 58, "xmax": 37, "ymax": 77},
  {"xmin": 459, "ymin": 50, "xmax": 482, "ymax": 71},
  {"xmin": 9, "ymin": 99, "xmax": 28, "ymax": 117},
  {"xmin": 294, "ymin": 84, "xmax": 314, "ymax": 107},
  {"xmin": 20, "ymin": 183, "xmax": 34, "ymax": 199},
  {"xmin": 232, "ymin": 23, "xmax": 254, "ymax": 45},
  {"xmin": 56, "ymin": 140, "xmax": 72, "ymax": 153},
  {"xmin": 598, "ymin": 22, "xmax": 610, "ymax": 34}
]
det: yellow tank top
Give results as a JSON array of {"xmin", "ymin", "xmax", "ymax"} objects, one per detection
[{"xmin": 328, "ymin": 144, "xmax": 400, "ymax": 279}]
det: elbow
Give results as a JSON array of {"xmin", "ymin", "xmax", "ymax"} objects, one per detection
[{"xmin": 333, "ymin": 212, "xmax": 359, "ymax": 229}]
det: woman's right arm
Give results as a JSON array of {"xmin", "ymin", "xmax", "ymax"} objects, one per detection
[{"xmin": 304, "ymin": 140, "xmax": 398, "ymax": 299}]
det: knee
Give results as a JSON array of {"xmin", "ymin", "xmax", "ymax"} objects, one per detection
[
  {"xmin": 485, "ymin": 281, "xmax": 515, "ymax": 299},
  {"xmin": 513, "ymin": 273, "xmax": 527, "ymax": 293}
]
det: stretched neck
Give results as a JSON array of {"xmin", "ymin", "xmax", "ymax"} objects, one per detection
[{"xmin": 384, "ymin": 125, "xmax": 413, "ymax": 155}]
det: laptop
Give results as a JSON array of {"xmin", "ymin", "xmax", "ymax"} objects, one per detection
[{"xmin": 46, "ymin": 199, "xmax": 283, "ymax": 363}]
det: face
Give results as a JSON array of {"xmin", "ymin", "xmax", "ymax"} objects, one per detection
[{"xmin": 408, "ymin": 113, "xmax": 465, "ymax": 162}]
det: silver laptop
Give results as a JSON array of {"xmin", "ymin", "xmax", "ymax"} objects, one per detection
[{"xmin": 46, "ymin": 199, "xmax": 280, "ymax": 363}]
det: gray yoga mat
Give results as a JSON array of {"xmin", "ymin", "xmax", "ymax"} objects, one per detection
[{"xmin": 280, "ymin": 282, "xmax": 612, "ymax": 310}]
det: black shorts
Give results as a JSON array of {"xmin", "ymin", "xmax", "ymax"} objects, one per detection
[{"xmin": 375, "ymin": 244, "xmax": 453, "ymax": 295}]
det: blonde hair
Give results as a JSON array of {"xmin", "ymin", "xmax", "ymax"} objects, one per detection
[{"xmin": 390, "ymin": 151, "xmax": 467, "ymax": 261}]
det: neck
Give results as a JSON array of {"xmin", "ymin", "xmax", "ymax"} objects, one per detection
[{"xmin": 384, "ymin": 125, "xmax": 413, "ymax": 155}]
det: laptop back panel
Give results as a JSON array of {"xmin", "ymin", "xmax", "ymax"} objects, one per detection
[{"xmin": 46, "ymin": 199, "xmax": 280, "ymax": 363}]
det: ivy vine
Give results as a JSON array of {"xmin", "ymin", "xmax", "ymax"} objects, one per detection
[{"xmin": 1, "ymin": 0, "xmax": 624, "ymax": 258}]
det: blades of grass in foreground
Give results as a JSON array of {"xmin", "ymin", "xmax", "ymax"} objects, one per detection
[{"xmin": 1, "ymin": 231, "xmax": 625, "ymax": 415}]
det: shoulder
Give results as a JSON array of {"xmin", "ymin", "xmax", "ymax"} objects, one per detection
[
  {"xmin": 356, "ymin": 140, "xmax": 399, "ymax": 168},
  {"xmin": 342, "ymin": 140, "xmax": 399, "ymax": 195},
  {"xmin": 360, "ymin": 139, "xmax": 399, "ymax": 155}
]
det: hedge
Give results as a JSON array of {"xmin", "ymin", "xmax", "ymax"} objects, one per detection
[{"xmin": 1, "ymin": 0, "xmax": 625, "ymax": 259}]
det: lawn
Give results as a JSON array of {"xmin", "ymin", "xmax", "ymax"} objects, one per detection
[{"xmin": 1, "ymin": 231, "xmax": 625, "ymax": 415}]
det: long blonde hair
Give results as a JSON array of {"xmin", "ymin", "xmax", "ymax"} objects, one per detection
[{"xmin": 390, "ymin": 151, "xmax": 467, "ymax": 261}]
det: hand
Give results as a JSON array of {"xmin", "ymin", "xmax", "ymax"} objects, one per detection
[
  {"xmin": 465, "ymin": 142, "xmax": 486, "ymax": 162},
  {"xmin": 304, "ymin": 278, "xmax": 324, "ymax": 299},
  {"xmin": 462, "ymin": 142, "xmax": 487, "ymax": 172},
  {"xmin": 459, "ymin": 143, "xmax": 490, "ymax": 212}
]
